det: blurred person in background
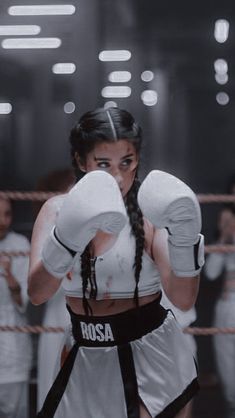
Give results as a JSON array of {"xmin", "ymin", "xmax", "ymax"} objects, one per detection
[
  {"xmin": 204, "ymin": 174, "xmax": 235, "ymax": 418},
  {"xmin": 0, "ymin": 197, "xmax": 32, "ymax": 418},
  {"xmin": 34, "ymin": 169, "xmax": 75, "ymax": 410}
]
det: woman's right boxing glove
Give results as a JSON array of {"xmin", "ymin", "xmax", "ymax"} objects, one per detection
[{"xmin": 42, "ymin": 170, "xmax": 127, "ymax": 278}]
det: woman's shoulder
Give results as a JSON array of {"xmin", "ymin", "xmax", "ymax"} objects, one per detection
[
  {"xmin": 34, "ymin": 194, "xmax": 67, "ymax": 228},
  {"xmin": 40, "ymin": 194, "xmax": 67, "ymax": 216}
]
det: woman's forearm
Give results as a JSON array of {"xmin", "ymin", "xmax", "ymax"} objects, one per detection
[
  {"xmin": 28, "ymin": 261, "xmax": 62, "ymax": 305},
  {"xmin": 162, "ymin": 273, "xmax": 200, "ymax": 311}
]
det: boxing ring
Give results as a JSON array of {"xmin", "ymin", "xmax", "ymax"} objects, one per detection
[
  {"xmin": 0, "ymin": 189, "xmax": 235, "ymax": 418},
  {"xmin": 0, "ymin": 189, "xmax": 235, "ymax": 337}
]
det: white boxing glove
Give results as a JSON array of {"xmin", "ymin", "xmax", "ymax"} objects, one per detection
[
  {"xmin": 42, "ymin": 170, "xmax": 127, "ymax": 278},
  {"xmin": 137, "ymin": 170, "xmax": 204, "ymax": 277}
]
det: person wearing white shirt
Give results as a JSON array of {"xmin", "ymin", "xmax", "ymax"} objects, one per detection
[
  {"xmin": 0, "ymin": 197, "xmax": 32, "ymax": 418},
  {"xmin": 205, "ymin": 205, "xmax": 235, "ymax": 418}
]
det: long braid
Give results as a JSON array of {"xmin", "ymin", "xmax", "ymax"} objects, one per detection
[
  {"xmin": 125, "ymin": 177, "xmax": 145, "ymax": 307},
  {"xmin": 80, "ymin": 245, "xmax": 93, "ymax": 315}
]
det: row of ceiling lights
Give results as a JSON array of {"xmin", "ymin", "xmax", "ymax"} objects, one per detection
[
  {"xmin": 0, "ymin": 5, "xmax": 158, "ymax": 111},
  {"xmin": 0, "ymin": 4, "xmax": 77, "ymax": 114},
  {"xmin": 99, "ymin": 50, "xmax": 158, "ymax": 107},
  {"xmin": 1, "ymin": 7, "xmax": 232, "ymax": 111},
  {"xmin": 214, "ymin": 19, "xmax": 230, "ymax": 106},
  {"xmin": 0, "ymin": 4, "xmax": 76, "ymax": 49}
]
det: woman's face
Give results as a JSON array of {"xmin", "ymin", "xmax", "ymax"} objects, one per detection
[
  {"xmin": 76, "ymin": 140, "xmax": 139, "ymax": 198},
  {"xmin": 0, "ymin": 198, "xmax": 12, "ymax": 240}
]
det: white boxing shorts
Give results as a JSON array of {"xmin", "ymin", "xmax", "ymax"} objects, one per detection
[{"xmin": 37, "ymin": 294, "xmax": 199, "ymax": 418}]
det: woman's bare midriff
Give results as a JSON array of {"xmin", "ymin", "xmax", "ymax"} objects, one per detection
[{"xmin": 66, "ymin": 292, "xmax": 161, "ymax": 316}]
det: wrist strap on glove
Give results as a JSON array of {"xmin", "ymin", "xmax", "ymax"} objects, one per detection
[
  {"xmin": 168, "ymin": 233, "xmax": 205, "ymax": 277},
  {"xmin": 54, "ymin": 228, "xmax": 76, "ymax": 257},
  {"xmin": 41, "ymin": 227, "xmax": 77, "ymax": 279}
]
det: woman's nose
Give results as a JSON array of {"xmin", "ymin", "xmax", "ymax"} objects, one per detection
[{"xmin": 111, "ymin": 169, "xmax": 123, "ymax": 185}]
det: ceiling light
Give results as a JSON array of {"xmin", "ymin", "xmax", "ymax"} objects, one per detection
[
  {"xmin": 104, "ymin": 101, "xmax": 118, "ymax": 109},
  {"xmin": 99, "ymin": 50, "xmax": 131, "ymax": 62},
  {"xmin": 64, "ymin": 102, "xmax": 76, "ymax": 114},
  {"xmin": 141, "ymin": 70, "xmax": 154, "ymax": 82},
  {"xmin": 216, "ymin": 92, "xmax": 229, "ymax": 105},
  {"xmin": 101, "ymin": 86, "xmax": 131, "ymax": 98},
  {"xmin": 215, "ymin": 73, "xmax": 228, "ymax": 85},
  {"xmin": 8, "ymin": 4, "xmax": 76, "ymax": 16},
  {"xmin": 214, "ymin": 19, "xmax": 229, "ymax": 43},
  {"xmin": 108, "ymin": 71, "xmax": 131, "ymax": 83},
  {"xmin": 2, "ymin": 37, "xmax": 61, "ymax": 49},
  {"xmin": 0, "ymin": 103, "xmax": 12, "ymax": 114},
  {"xmin": 214, "ymin": 59, "xmax": 228, "ymax": 75},
  {"xmin": 141, "ymin": 90, "xmax": 158, "ymax": 106},
  {"xmin": 52, "ymin": 63, "xmax": 76, "ymax": 74},
  {"xmin": 0, "ymin": 25, "xmax": 41, "ymax": 35}
]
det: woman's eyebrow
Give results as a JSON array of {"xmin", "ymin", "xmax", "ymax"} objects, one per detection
[
  {"xmin": 94, "ymin": 153, "xmax": 134, "ymax": 161},
  {"xmin": 121, "ymin": 153, "xmax": 134, "ymax": 160},
  {"xmin": 94, "ymin": 156, "xmax": 110, "ymax": 161}
]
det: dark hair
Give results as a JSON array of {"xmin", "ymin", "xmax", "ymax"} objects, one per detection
[
  {"xmin": 69, "ymin": 107, "xmax": 145, "ymax": 315},
  {"xmin": 69, "ymin": 107, "xmax": 142, "ymax": 179}
]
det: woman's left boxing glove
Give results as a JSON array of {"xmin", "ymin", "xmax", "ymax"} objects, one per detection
[{"xmin": 137, "ymin": 170, "xmax": 204, "ymax": 277}]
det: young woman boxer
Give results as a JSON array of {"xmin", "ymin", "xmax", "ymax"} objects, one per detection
[{"xmin": 28, "ymin": 107, "xmax": 204, "ymax": 418}]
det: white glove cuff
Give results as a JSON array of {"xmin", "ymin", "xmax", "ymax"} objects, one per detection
[
  {"xmin": 41, "ymin": 228, "xmax": 76, "ymax": 279},
  {"xmin": 168, "ymin": 233, "xmax": 205, "ymax": 277}
]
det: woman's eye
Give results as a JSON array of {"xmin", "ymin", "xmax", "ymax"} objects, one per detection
[
  {"xmin": 121, "ymin": 159, "xmax": 133, "ymax": 167},
  {"xmin": 97, "ymin": 162, "xmax": 110, "ymax": 169}
]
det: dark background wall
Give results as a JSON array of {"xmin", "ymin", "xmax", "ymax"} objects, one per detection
[{"xmin": 1, "ymin": 1, "xmax": 234, "ymax": 239}]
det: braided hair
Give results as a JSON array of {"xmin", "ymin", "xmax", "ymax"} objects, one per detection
[
  {"xmin": 69, "ymin": 107, "xmax": 145, "ymax": 315},
  {"xmin": 125, "ymin": 177, "xmax": 145, "ymax": 307}
]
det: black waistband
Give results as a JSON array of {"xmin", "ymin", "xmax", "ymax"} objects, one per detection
[{"xmin": 66, "ymin": 293, "xmax": 167, "ymax": 347}]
